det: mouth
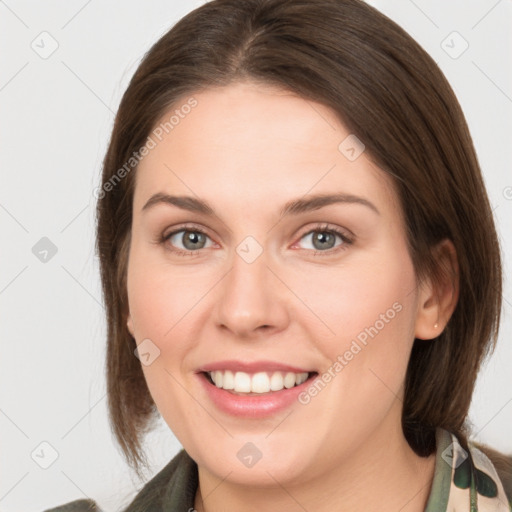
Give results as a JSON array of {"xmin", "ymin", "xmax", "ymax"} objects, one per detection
[
  {"xmin": 196, "ymin": 360, "xmax": 319, "ymax": 417},
  {"xmin": 202, "ymin": 369, "xmax": 318, "ymax": 395}
]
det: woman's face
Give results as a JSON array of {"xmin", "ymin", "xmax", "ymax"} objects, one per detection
[{"xmin": 126, "ymin": 81, "xmax": 426, "ymax": 485}]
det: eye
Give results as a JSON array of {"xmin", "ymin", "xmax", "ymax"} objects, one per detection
[
  {"xmin": 161, "ymin": 225, "xmax": 214, "ymax": 255},
  {"xmin": 293, "ymin": 224, "xmax": 353, "ymax": 254}
]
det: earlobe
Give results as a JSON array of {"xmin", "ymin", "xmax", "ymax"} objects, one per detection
[
  {"xmin": 414, "ymin": 239, "xmax": 459, "ymax": 340},
  {"xmin": 414, "ymin": 280, "xmax": 440, "ymax": 340}
]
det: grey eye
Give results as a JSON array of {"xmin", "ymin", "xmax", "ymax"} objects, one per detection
[
  {"xmin": 168, "ymin": 230, "xmax": 211, "ymax": 251},
  {"xmin": 299, "ymin": 230, "xmax": 344, "ymax": 251}
]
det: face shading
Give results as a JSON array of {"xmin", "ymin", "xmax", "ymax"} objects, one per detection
[{"xmin": 126, "ymin": 80, "xmax": 430, "ymax": 487}]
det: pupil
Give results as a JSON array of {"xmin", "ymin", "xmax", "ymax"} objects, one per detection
[
  {"xmin": 184, "ymin": 231, "xmax": 204, "ymax": 249},
  {"xmin": 314, "ymin": 232, "xmax": 334, "ymax": 250}
]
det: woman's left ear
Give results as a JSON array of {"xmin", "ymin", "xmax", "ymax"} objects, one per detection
[
  {"xmin": 414, "ymin": 239, "xmax": 459, "ymax": 340},
  {"xmin": 127, "ymin": 314, "xmax": 134, "ymax": 338}
]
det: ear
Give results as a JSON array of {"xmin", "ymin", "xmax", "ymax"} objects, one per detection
[
  {"xmin": 414, "ymin": 239, "xmax": 459, "ymax": 340},
  {"xmin": 127, "ymin": 313, "xmax": 135, "ymax": 338}
]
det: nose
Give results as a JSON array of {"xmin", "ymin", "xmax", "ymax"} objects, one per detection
[{"xmin": 212, "ymin": 247, "xmax": 290, "ymax": 340}]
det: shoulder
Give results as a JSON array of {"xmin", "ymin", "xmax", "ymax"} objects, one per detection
[
  {"xmin": 122, "ymin": 449, "xmax": 198, "ymax": 511},
  {"xmin": 43, "ymin": 450, "xmax": 196, "ymax": 512},
  {"xmin": 43, "ymin": 498, "xmax": 100, "ymax": 512}
]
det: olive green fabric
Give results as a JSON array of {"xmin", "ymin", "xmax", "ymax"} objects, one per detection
[{"xmin": 44, "ymin": 429, "xmax": 512, "ymax": 512}]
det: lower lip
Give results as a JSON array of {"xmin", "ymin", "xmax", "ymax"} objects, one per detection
[{"xmin": 197, "ymin": 372, "xmax": 314, "ymax": 418}]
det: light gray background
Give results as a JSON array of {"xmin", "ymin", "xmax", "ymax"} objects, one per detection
[{"xmin": 1, "ymin": 1, "xmax": 511, "ymax": 511}]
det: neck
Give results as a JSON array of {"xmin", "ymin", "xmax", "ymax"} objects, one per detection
[{"xmin": 194, "ymin": 413, "xmax": 436, "ymax": 512}]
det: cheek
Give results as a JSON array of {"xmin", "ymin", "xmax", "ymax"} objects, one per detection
[
  {"xmin": 126, "ymin": 243, "xmax": 207, "ymax": 341},
  {"xmin": 292, "ymin": 251, "xmax": 416, "ymax": 351},
  {"xmin": 296, "ymin": 249, "xmax": 418, "ymax": 397},
  {"xmin": 288, "ymin": 259, "xmax": 418, "ymax": 453},
  {"xmin": 126, "ymin": 249, "xmax": 204, "ymax": 435}
]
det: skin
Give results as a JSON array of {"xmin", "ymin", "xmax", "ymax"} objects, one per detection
[{"xmin": 126, "ymin": 81, "xmax": 459, "ymax": 512}]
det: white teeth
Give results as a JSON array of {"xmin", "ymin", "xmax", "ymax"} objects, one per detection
[
  {"xmin": 269, "ymin": 372, "xmax": 284, "ymax": 391},
  {"xmin": 222, "ymin": 370, "xmax": 235, "ymax": 389},
  {"xmin": 284, "ymin": 372, "xmax": 296, "ymax": 389},
  {"xmin": 297, "ymin": 373, "xmax": 308, "ymax": 385},
  {"xmin": 212, "ymin": 370, "xmax": 223, "ymax": 388},
  {"xmin": 234, "ymin": 371, "xmax": 252, "ymax": 392},
  {"xmin": 251, "ymin": 372, "xmax": 270, "ymax": 393},
  {"xmin": 208, "ymin": 370, "xmax": 309, "ymax": 393}
]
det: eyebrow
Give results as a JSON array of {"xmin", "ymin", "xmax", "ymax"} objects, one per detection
[{"xmin": 141, "ymin": 192, "xmax": 380, "ymax": 217}]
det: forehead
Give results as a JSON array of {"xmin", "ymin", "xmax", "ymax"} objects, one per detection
[{"xmin": 133, "ymin": 81, "xmax": 399, "ymax": 220}]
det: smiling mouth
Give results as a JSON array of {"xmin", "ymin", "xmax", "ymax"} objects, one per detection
[{"xmin": 203, "ymin": 370, "xmax": 317, "ymax": 395}]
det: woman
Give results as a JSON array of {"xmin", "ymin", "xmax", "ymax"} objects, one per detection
[{"xmin": 46, "ymin": 0, "xmax": 512, "ymax": 511}]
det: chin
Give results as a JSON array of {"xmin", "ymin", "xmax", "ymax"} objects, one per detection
[{"xmin": 188, "ymin": 433, "xmax": 320, "ymax": 487}]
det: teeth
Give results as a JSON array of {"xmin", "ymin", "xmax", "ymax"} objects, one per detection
[
  {"xmin": 208, "ymin": 370, "xmax": 309, "ymax": 393},
  {"xmin": 251, "ymin": 372, "xmax": 270, "ymax": 393},
  {"xmin": 270, "ymin": 372, "xmax": 284, "ymax": 391},
  {"xmin": 284, "ymin": 372, "xmax": 296, "ymax": 389},
  {"xmin": 211, "ymin": 370, "xmax": 223, "ymax": 388},
  {"xmin": 234, "ymin": 371, "xmax": 251, "ymax": 392},
  {"xmin": 222, "ymin": 370, "xmax": 235, "ymax": 389}
]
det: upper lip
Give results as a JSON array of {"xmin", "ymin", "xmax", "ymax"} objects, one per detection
[{"xmin": 198, "ymin": 360, "xmax": 313, "ymax": 374}]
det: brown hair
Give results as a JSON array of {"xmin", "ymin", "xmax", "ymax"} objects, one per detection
[{"xmin": 96, "ymin": 0, "xmax": 502, "ymax": 476}]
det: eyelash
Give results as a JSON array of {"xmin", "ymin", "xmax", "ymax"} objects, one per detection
[{"xmin": 158, "ymin": 222, "xmax": 354, "ymax": 257}]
